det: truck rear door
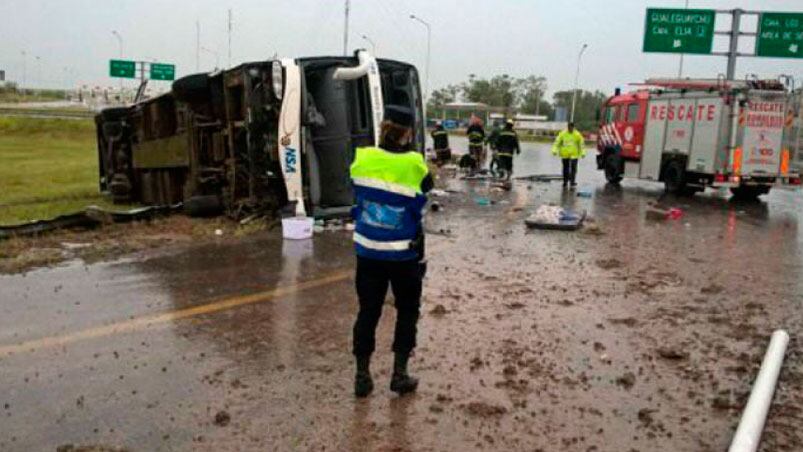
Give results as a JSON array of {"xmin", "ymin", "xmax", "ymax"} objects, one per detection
[{"xmin": 738, "ymin": 91, "xmax": 787, "ymax": 178}]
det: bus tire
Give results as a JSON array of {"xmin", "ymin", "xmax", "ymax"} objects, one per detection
[
  {"xmin": 184, "ymin": 195, "xmax": 224, "ymax": 217},
  {"xmin": 604, "ymin": 153, "xmax": 623, "ymax": 184},
  {"xmin": 663, "ymin": 159, "xmax": 694, "ymax": 196}
]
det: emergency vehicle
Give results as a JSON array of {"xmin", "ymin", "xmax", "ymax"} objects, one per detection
[
  {"xmin": 95, "ymin": 50, "xmax": 424, "ymax": 218},
  {"xmin": 596, "ymin": 78, "xmax": 800, "ymax": 199}
]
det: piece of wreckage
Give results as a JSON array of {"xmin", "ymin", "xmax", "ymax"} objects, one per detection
[{"xmin": 95, "ymin": 50, "xmax": 425, "ymax": 220}]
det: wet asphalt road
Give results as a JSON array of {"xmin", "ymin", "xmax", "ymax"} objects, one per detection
[{"xmin": 2, "ymin": 139, "xmax": 802, "ymax": 451}]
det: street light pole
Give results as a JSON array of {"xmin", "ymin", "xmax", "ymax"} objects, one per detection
[
  {"xmin": 361, "ymin": 34, "xmax": 376, "ymax": 55},
  {"xmin": 570, "ymin": 43, "xmax": 588, "ymax": 123},
  {"xmin": 343, "ymin": 0, "xmax": 350, "ymax": 55},
  {"xmin": 409, "ymin": 14, "xmax": 431, "ymax": 108},
  {"xmin": 20, "ymin": 50, "xmax": 27, "ymax": 99},
  {"xmin": 112, "ymin": 30, "xmax": 123, "ymax": 91}
]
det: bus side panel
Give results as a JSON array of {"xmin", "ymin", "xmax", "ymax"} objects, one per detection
[
  {"xmin": 639, "ymin": 100, "xmax": 668, "ymax": 180},
  {"xmin": 688, "ymin": 97, "xmax": 724, "ymax": 174}
]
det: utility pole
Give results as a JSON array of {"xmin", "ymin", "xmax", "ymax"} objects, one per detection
[
  {"xmin": 678, "ymin": 0, "xmax": 689, "ymax": 78},
  {"xmin": 343, "ymin": 0, "xmax": 350, "ymax": 55},
  {"xmin": 196, "ymin": 20, "xmax": 201, "ymax": 72},
  {"xmin": 571, "ymin": 43, "xmax": 588, "ymax": 123},
  {"xmin": 228, "ymin": 9, "xmax": 232, "ymax": 68}
]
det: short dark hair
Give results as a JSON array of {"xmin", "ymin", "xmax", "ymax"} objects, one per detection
[
  {"xmin": 379, "ymin": 120, "xmax": 411, "ymax": 148},
  {"xmin": 568, "ymin": 122, "xmax": 575, "ymax": 128}
]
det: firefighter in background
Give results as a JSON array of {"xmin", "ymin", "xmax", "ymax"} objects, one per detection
[
  {"xmin": 431, "ymin": 121, "xmax": 451, "ymax": 164},
  {"xmin": 466, "ymin": 116, "xmax": 486, "ymax": 171},
  {"xmin": 350, "ymin": 105, "xmax": 433, "ymax": 398},
  {"xmin": 495, "ymin": 120, "xmax": 520, "ymax": 180},
  {"xmin": 551, "ymin": 122, "xmax": 586, "ymax": 188}
]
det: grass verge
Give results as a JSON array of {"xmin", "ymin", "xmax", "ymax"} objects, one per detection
[{"xmin": 0, "ymin": 116, "xmax": 118, "ymax": 225}]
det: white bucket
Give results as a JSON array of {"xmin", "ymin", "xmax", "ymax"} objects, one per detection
[{"xmin": 282, "ymin": 216, "xmax": 314, "ymax": 240}]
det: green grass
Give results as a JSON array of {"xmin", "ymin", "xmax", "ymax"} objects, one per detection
[
  {"xmin": 0, "ymin": 89, "xmax": 67, "ymax": 103},
  {"xmin": 0, "ymin": 116, "xmax": 120, "ymax": 225}
]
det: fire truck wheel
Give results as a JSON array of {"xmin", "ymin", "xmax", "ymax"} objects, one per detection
[
  {"xmin": 730, "ymin": 186, "xmax": 767, "ymax": 201},
  {"xmin": 663, "ymin": 159, "xmax": 693, "ymax": 196},
  {"xmin": 604, "ymin": 154, "xmax": 623, "ymax": 184}
]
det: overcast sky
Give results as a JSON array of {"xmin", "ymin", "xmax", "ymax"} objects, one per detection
[{"xmin": 0, "ymin": 0, "xmax": 801, "ymax": 97}]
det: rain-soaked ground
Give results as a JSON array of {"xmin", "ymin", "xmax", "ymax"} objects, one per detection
[{"xmin": 2, "ymin": 138, "xmax": 803, "ymax": 451}]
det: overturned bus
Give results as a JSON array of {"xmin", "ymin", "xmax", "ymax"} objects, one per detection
[{"xmin": 95, "ymin": 50, "xmax": 424, "ymax": 218}]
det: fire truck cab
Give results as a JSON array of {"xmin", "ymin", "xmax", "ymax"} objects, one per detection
[{"xmin": 596, "ymin": 78, "xmax": 800, "ymax": 200}]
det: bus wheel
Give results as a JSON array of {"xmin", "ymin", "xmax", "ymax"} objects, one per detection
[
  {"xmin": 663, "ymin": 160, "xmax": 695, "ymax": 196},
  {"xmin": 604, "ymin": 154, "xmax": 623, "ymax": 184}
]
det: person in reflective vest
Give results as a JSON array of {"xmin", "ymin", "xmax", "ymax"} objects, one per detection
[
  {"xmin": 431, "ymin": 121, "xmax": 450, "ymax": 164},
  {"xmin": 350, "ymin": 105, "xmax": 433, "ymax": 398},
  {"xmin": 495, "ymin": 120, "xmax": 520, "ymax": 180},
  {"xmin": 551, "ymin": 122, "xmax": 586, "ymax": 188}
]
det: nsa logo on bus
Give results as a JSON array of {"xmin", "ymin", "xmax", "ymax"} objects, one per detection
[{"xmin": 285, "ymin": 148, "xmax": 297, "ymax": 173}]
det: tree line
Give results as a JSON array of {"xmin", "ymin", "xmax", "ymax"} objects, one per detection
[{"xmin": 427, "ymin": 74, "xmax": 609, "ymax": 131}]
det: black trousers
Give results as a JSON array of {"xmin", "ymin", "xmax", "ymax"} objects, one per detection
[
  {"xmin": 498, "ymin": 155, "xmax": 513, "ymax": 173},
  {"xmin": 353, "ymin": 257, "xmax": 423, "ymax": 357},
  {"xmin": 562, "ymin": 158, "xmax": 578, "ymax": 185}
]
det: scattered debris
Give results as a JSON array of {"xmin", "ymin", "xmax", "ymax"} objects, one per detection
[
  {"xmin": 525, "ymin": 205, "xmax": 586, "ymax": 231},
  {"xmin": 430, "ymin": 304, "xmax": 448, "ymax": 316},
  {"xmin": 657, "ymin": 347, "xmax": 689, "ymax": 361},
  {"xmin": 214, "ymin": 410, "xmax": 231, "ymax": 427},
  {"xmin": 463, "ymin": 401, "xmax": 508, "ymax": 417},
  {"xmin": 616, "ymin": 372, "xmax": 637, "ymax": 389}
]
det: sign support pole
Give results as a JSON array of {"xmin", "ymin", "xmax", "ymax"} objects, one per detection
[{"xmin": 726, "ymin": 8, "xmax": 743, "ymax": 80}]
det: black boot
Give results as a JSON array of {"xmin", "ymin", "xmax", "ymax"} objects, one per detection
[
  {"xmin": 390, "ymin": 353, "xmax": 418, "ymax": 395},
  {"xmin": 354, "ymin": 355, "xmax": 374, "ymax": 398}
]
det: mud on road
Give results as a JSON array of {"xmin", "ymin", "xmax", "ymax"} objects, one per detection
[{"xmin": 1, "ymin": 144, "xmax": 803, "ymax": 451}]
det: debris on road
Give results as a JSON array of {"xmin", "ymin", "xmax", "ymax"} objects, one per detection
[
  {"xmin": 214, "ymin": 410, "xmax": 231, "ymax": 427},
  {"xmin": 525, "ymin": 205, "xmax": 586, "ymax": 231}
]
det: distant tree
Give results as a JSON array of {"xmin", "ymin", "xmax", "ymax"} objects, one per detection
[
  {"xmin": 552, "ymin": 89, "xmax": 608, "ymax": 131},
  {"xmin": 427, "ymin": 84, "xmax": 461, "ymax": 118},
  {"xmin": 514, "ymin": 76, "xmax": 553, "ymax": 118},
  {"xmin": 461, "ymin": 74, "xmax": 517, "ymax": 110}
]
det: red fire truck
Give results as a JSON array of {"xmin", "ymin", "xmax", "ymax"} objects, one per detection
[{"xmin": 596, "ymin": 78, "xmax": 800, "ymax": 199}]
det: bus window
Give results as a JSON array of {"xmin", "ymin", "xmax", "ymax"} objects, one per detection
[{"xmin": 626, "ymin": 103, "xmax": 641, "ymax": 122}]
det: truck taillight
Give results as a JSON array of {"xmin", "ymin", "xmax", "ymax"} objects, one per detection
[
  {"xmin": 790, "ymin": 177, "xmax": 802, "ymax": 186},
  {"xmin": 733, "ymin": 147, "xmax": 743, "ymax": 176},
  {"xmin": 780, "ymin": 148, "xmax": 790, "ymax": 176},
  {"xmin": 714, "ymin": 173, "xmax": 726, "ymax": 183}
]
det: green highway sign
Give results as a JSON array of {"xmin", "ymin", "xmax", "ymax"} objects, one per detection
[
  {"xmin": 150, "ymin": 63, "xmax": 176, "ymax": 81},
  {"xmin": 756, "ymin": 12, "xmax": 803, "ymax": 59},
  {"xmin": 109, "ymin": 59, "xmax": 136, "ymax": 79},
  {"xmin": 643, "ymin": 8, "xmax": 716, "ymax": 54}
]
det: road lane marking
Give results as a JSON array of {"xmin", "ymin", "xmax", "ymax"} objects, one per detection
[{"xmin": 0, "ymin": 269, "xmax": 353, "ymax": 358}]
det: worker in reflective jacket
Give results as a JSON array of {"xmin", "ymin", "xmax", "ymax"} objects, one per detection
[
  {"xmin": 350, "ymin": 105, "xmax": 433, "ymax": 398},
  {"xmin": 551, "ymin": 122, "xmax": 586, "ymax": 188},
  {"xmin": 495, "ymin": 120, "xmax": 520, "ymax": 180},
  {"xmin": 431, "ymin": 121, "xmax": 450, "ymax": 164}
]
